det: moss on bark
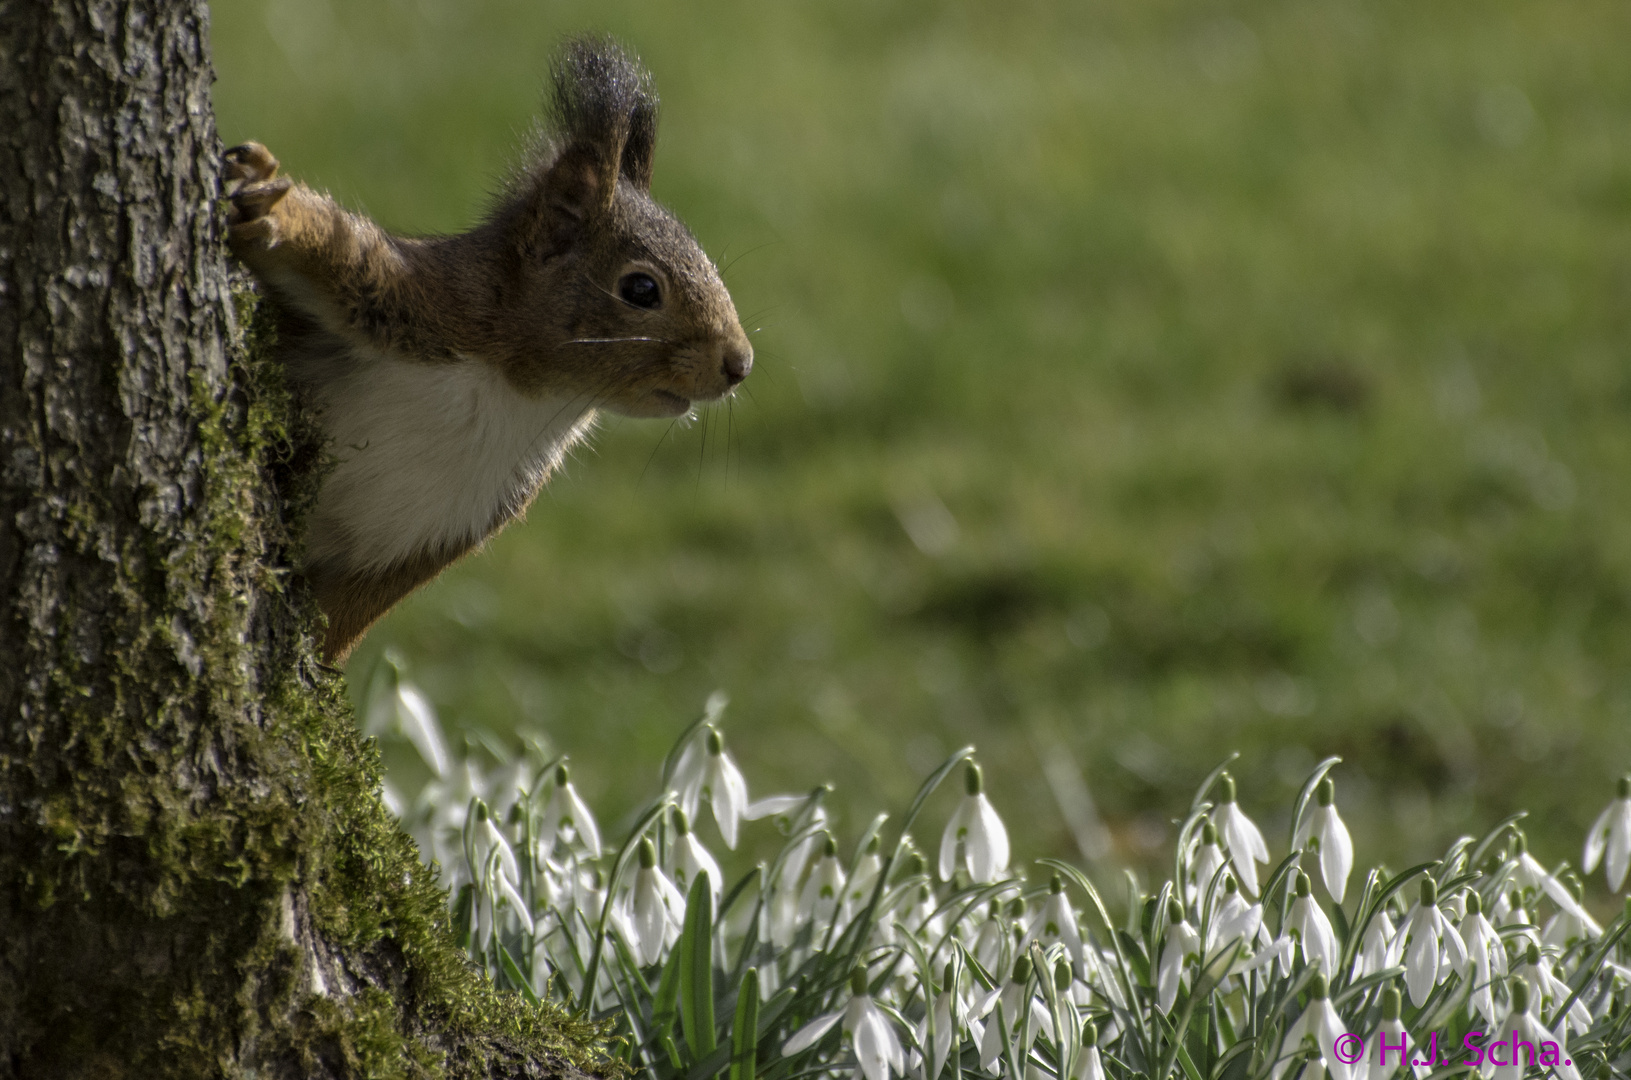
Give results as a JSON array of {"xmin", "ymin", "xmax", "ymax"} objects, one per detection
[{"xmin": 0, "ymin": 4, "xmax": 605, "ymax": 1076}]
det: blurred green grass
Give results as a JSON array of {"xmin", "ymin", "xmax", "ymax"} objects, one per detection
[{"xmin": 212, "ymin": 0, "xmax": 1631, "ymax": 889}]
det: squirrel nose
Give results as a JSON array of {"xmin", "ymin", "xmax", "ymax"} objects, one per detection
[{"xmin": 722, "ymin": 340, "xmax": 753, "ymax": 385}]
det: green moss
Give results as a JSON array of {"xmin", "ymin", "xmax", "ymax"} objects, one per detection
[{"xmin": 6, "ymin": 284, "xmax": 607, "ymax": 1076}]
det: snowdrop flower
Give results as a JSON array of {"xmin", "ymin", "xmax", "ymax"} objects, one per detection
[
  {"xmin": 1394, "ymin": 877, "xmax": 1468, "ymax": 1007},
  {"xmin": 841, "ymin": 836, "xmax": 884, "ymax": 924},
  {"xmin": 972, "ymin": 900, "xmax": 1009, "ymax": 974},
  {"xmin": 629, "ymin": 838, "xmax": 685, "ymax": 966},
  {"xmin": 1074, "ymin": 1021, "xmax": 1107, "ymax": 1080},
  {"xmin": 922, "ymin": 963, "xmax": 977, "ymax": 1080},
  {"xmin": 1541, "ymin": 874, "xmax": 1601, "ymax": 949},
  {"xmin": 669, "ymin": 809, "xmax": 722, "ymax": 909},
  {"xmin": 1188, "ymin": 820, "xmax": 1229, "ymax": 910},
  {"xmin": 675, "ymin": 727, "xmax": 750, "ymax": 849},
  {"xmin": 1287, "ymin": 871, "xmax": 1340, "ymax": 976},
  {"xmin": 472, "ymin": 802, "xmax": 520, "ymax": 887},
  {"xmin": 904, "ymin": 883, "xmax": 945, "ymax": 943},
  {"xmin": 976, "ymin": 955, "xmax": 1053, "ymax": 1070},
  {"xmin": 1027, "ymin": 875, "xmax": 1086, "ymax": 976},
  {"xmin": 1209, "ymin": 876, "xmax": 1266, "ymax": 956},
  {"xmin": 1459, "ymin": 891, "xmax": 1508, "ymax": 1024},
  {"xmin": 799, "ymin": 833, "xmax": 847, "ymax": 935},
  {"xmin": 1513, "ymin": 942, "xmax": 1592, "ymax": 1036},
  {"xmin": 1158, "ymin": 899, "xmax": 1202, "ymax": 1013},
  {"xmin": 1273, "ymin": 974, "xmax": 1352, "ymax": 1080},
  {"xmin": 1361, "ymin": 987, "xmax": 1428, "ymax": 1080},
  {"xmin": 1212, "ymin": 773, "xmax": 1270, "ymax": 896},
  {"xmin": 939, "ymin": 763, "xmax": 1011, "ymax": 884},
  {"xmin": 537, "ymin": 763, "xmax": 602, "ymax": 859},
  {"xmin": 368, "ymin": 672, "xmax": 451, "ymax": 780},
  {"xmin": 1353, "ymin": 908, "xmax": 1401, "ymax": 978},
  {"xmin": 1509, "ymin": 833, "xmax": 1597, "ymax": 935},
  {"xmin": 1488, "ymin": 978, "xmax": 1581, "ymax": 1080},
  {"xmin": 1295, "ymin": 779, "xmax": 1354, "ymax": 903},
  {"xmin": 1583, "ymin": 777, "xmax": 1631, "ymax": 892},
  {"xmin": 784, "ymin": 968, "xmax": 908, "ymax": 1080}
]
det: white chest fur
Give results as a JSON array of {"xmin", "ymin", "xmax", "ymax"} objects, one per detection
[{"xmin": 299, "ymin": 348, "xmax": 595, "ymax": 575}]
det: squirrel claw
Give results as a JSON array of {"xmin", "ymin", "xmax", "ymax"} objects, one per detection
[{"xmin": 227, "ymin": 177, "xmax": 292, "ymax": 228}]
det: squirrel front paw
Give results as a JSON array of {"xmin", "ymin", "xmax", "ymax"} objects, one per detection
[{"xmin": 224, "ymin": 142, "xmax": 292, "ymax": 244}]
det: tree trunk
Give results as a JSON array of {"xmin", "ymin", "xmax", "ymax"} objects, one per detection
[{"xmin": 0, "ymin": 4, "xmax": 595, "ymax": 1076}]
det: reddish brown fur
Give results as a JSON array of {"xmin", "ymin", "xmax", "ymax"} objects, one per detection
[{"xmin": 224, "ymin": 38, "xmax": 752, "ymax": 662}]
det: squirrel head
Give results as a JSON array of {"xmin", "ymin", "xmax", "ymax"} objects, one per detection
[{"xmin": 475, "ymin": 36, "xmax": 752, "ymax": 417}]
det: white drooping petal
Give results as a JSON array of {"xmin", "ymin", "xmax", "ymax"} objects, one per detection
[
  {"xmin": 1158, "ymin": 920, "xmax": 1201, "ymax": 1013},
  {"xmin": 783, "ymin": 1010, "xmax": 844, "ymax": 1055},
  {"xmin": 562, "ymin": 782, "xmax": 602, "ymax": 858},
  {"xmin": 672, "ymin": 831, "xmax": 722, "ymax": 907},
  {"xmin": 481, "ymin": 817, "xmax": 520, "ymax": 885},
  {"xmin": 1400, "ymin": 907, "xmax": 1440, "ymax": 1006},
  {"xmin": 1356, "ymin": 911, "xmax": 1399, "ymax": 977},
  {"xmin": 1288, "ymin": 894, "xmax": 1339, "ymax": 975},
  {"xmin": 1214, "ymin": 801, "xmax": 1269, "ymax": 895},
  {"xmin": 1311, "ymin": 805, "xmax": 1354, "ymax": 903},
  {"xmin": 493, "ymin": 869, "xmax": 534, "ymax": 934},
  {"xmin": 937, "ymin": 798, "xmax": 972, "ymax": 882},
  {"xmin": 394, "ymin": 683, "xmax": 451, "ymax": 779},
  {"xmin": 849, "ymin": 997, "xmax": 903, "ymax": 1080},
  {"xmin": 965, "ymin": 794, "xmax": 1011, "ymax": 882},
  {"xmin": 631, "ymin": 864, "xmax": 684, "ymax": 966},
  {"xmin": 704, "ymin": 747, "xmax": 749, "ymax": 849}
]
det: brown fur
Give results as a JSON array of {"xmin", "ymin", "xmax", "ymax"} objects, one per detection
[{"xmin": 224, "ymin": 37, "xmax": 752, "ymax": 662}]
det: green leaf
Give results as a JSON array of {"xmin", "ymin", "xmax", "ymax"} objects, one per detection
[
  {"xmin": 499, "ymin": 941, "xmax": 542, "ymax": 1007},
  {"xmin": 731, "ymin": 968, "xmax": 760, "ymax": 1080},
  {"xmin": 451, "ymin": 883, "xmax": 475, "ymax": 951},
  {"xmin": 680, "ymin": 870, "xmax": 718, "ymax": 1060},
  {"xmin": 653, "ymin": 940, "xmax": 683, "ymax": 1039}
]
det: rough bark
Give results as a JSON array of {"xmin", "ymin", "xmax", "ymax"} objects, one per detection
[{"xmin": 0, "ymin": 4, "xmax": 599, "ymax": 1077}]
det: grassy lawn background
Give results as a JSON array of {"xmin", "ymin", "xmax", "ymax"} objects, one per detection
[{"xmin": 212, "ymin": 0, "xmax": 1631, "ymax": 899}]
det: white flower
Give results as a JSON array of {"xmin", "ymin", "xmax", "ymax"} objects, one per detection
[
  {"xmin": 784, "ymin": 969, "xmax": 908, "ymax": 1080},
  {"xmin": 1488, "ymin": 978, "xmax": 1581, "ymax": 1080},
  {"xmin": 1353, "ymin": 909, "xmax": 1402, "ymax": 978},
  {"xmin": 1074, "ymin": 1021, "xmax": 1107, "ymax": 1080},
  {"xmin": 1512, "ymin": 941, "xmax": 1592, "ymax": 1036},
  {"xmin": 472, "ymin": 803, "xmax": 520, "ymax": 887},
  {"xmin": 1209, "ymin": 876, "xmax": 1267, "ymax": 957},
  {"xmin": 971, "ymin": 900, "xmax": 1010, "ymax": 975},
  {"xmin": 537, "ymin": 763, "xmax": 602, "ymax": 859},
  {"xmin": 1287, "ymin": 872, "xmax": 1340, "ymax": 976},
  {"xmin": 1360, "ymin": 987, "xmax": 1428, "ymax": 1080},
  {"xmin": 1583, "ymin": 777, "xmax": 1631, "ymax": 892},
  {"xmin": 1459, "ymin": 891, "xmax": 1508, "ymax": 1024},
  {"xmin": 841, "ymin": 836, "xmax": 884, "ymax": 924},
  {"xmin": 921, "ymin": 963, "xmax": 975, "ymax": 1080},
  {"xmin": 1294, "ymin": 778, "xmax": 1354, "ymax": 903},
  {"xmin": 904, "ymin": 883, "xmax": 945, "ymax": 943},
  {"xmin": 669, "ymin": 809, "xmax": 722, "ymax": 909},
  {"xmin": 1212, "ymin": 772, "xmax": 1270, "ymax": 896},
  {"xmin": 1509, "ymin": 833, "xmax": 1597, "ymax": 936},
  {"xmin": 1157, "ymin": 900, "xmax": 1202, "ymax": 1013},
  {"xmin": 629, "ymin": 838, "xmax": 685, "ymax": 966},
  {"xmin": 975, "ymin": 956, "xmax": 1054, "ymax": 1070},
  {"xmin": 938, "ymin": 763, "xmax": 1010, "ymax": 884},
  {"xmin": 1188, "ymin": 819, "xmax": 1229, "ymax": 910},
  {"xmin": 1026, "ymin": 875, "xmax": 1086, "ymax": 976},
  {"xmin": 798, "ymin": 833, "xmax": 847, "ymax": 934},
  {"xmin": 367, "ymin": 674, "xmax": 451, "ymax": 779},
  {"xmin": 1394, "ymin": 877, "xmax": 1468, "ymax": 1007},
  {"xmin": 1273, "ymin": 974, "xmax": 1352, "ymax": 1080},
  {"xmin": 675, "ymin": 725, "xmax": 750, "ymax": 849}
]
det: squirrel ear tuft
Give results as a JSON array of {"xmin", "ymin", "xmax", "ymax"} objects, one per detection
[
  {"xmin": 550, "ymin": 35, "xmax": 658, "ymax": 198},
  {"xmin": 500, "ymin": 37, "xmax": 658, "ymax": 254}
]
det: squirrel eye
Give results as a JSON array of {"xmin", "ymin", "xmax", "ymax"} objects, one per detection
[{"xmin": 618, "ymin": 272, "xmax": 662, "ymax": 309}]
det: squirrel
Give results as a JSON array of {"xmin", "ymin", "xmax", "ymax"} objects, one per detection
[{"xmin": 223, "ymin": 37, "xmax": 753, "ymax": 663}]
